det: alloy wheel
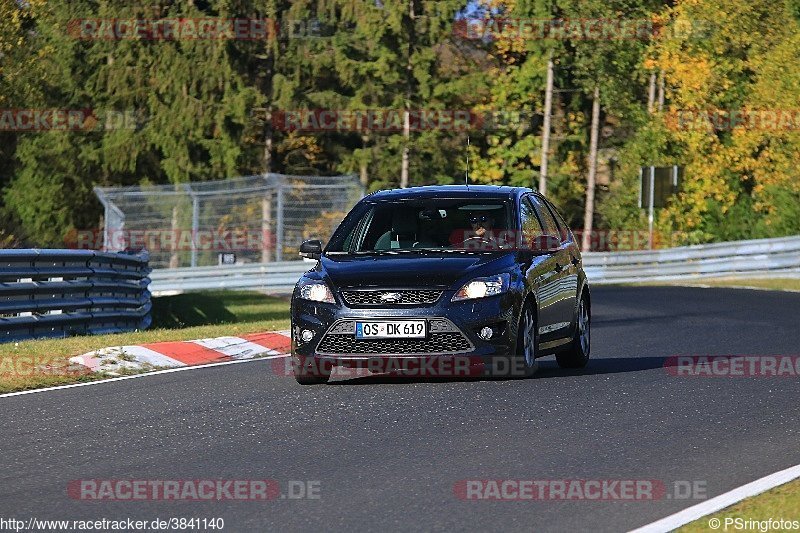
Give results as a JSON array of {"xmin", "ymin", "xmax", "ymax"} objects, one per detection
[
  {"xmin": 523, "ymin": 307, "xmax": 536, "ymax": 366},
  {"xmin": 578, "ymin": 299, "xmax": 590, "ymax": 355}
]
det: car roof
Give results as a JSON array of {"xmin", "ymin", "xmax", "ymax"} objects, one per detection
[{"xmin": 367, "ymin": 185, "xmax": 532, "ymax": 201}]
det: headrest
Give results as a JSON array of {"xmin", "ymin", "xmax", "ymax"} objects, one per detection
[{"xmin": 392, "ymin": 209, "xmax": 417, "ymax": 235}]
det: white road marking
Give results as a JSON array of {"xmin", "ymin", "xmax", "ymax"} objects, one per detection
[
  {"xmin": 0, "ymin": 354, "xmax": 290, "ymax": 399},
  {"xmin": 628, "ymin": 463, "xmax": 800, "ymax": 533},
  {"xmin": 191, "ymin": 336, "xmax": 282, "ymax": 358},
  {"xmin": 69, "ymin": 345, "xmax": 185, "ymax": 372}
]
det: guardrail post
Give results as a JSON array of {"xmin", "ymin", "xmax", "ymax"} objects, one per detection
[
  {"xmin": 191, "ymin": 194, "xmax": 199, "ymax": 268},
  {"xmin": 262, "ymin": 189, "xmax": 272, "ymax": 263}
]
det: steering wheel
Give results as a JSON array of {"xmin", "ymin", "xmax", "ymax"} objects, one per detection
[{"xmin": 461, "ymin": 235, "xmax": 495, "ymax": 248}]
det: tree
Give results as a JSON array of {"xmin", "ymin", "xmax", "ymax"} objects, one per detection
[
  {"xmin": 649, "ymin": 0, "xmax": 800, "ymax": 242},
  {"xmin": 3, "ymin": 0, "xmax": 259, "ymax": 245},
  {"xmin": 581, "ymin": 85, "xmax": 600, "ymax": 252}
]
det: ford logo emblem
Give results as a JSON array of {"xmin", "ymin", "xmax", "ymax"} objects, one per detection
[{"xmin": 380, "ymin": 292, "xmax": 402, "ymax": 303}]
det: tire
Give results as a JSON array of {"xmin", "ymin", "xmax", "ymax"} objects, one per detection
[
  {"xmin": 292, "ymin": 354, "xmax": 331, "ymax": 385},
  {"xmin": 492, "ymin": 300, "xmax": 538, "ymax": 378},
  {"xmin": 556, "ymin": 295, "xmax": 590, "ymax": 369}
]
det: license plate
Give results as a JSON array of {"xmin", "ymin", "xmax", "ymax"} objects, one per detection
[{"xmin": 355, "ymin": 320, "xmax": 426, "ymax": 339}]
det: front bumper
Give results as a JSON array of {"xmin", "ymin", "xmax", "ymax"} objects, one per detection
[{"xmin": 291, "ymin": 290, "xmax": 518, "ymax": 362}]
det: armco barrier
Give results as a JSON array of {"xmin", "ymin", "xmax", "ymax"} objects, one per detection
[
  {"xmin": 149, "ymin": 260, "xmax": 311, "ymax": 294},
  {"xmin": 582, "ymin": 235, "xmax": 800, "ymax": 284},
  {"xmin": 0, "ymin": 250, "xmax": 151, "ymax": 343},
  {"xmin": 147, "ymin": 235, "xmax": 800, "ymax": 294}
]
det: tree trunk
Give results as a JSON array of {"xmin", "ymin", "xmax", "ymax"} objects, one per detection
[
  {"xmin": 657, "ymin": 70, "xmax": 665, "ymax": 112},
  {"xmin": 539, "ymin": 49, "xmax": 554, "ymax": 195},
  {"xmin": 260, "ymin": 27, "xmax": 275, "ymax": 262},
  {"xmin": 647, "ymin": 72, "xmax": 656, "ymax": 114},
  {"xmin": 400, "ymin": 0, "xmax": 416, "ymax": 189},
  {"xmin": 261, "ymin": 96, "xmax": 273, "ymax": 263},
  {"xmin": 581, "ymin": 86, "xmax": 601, "ymax": 253},
  {"xmin": 262, "ymin": 45, "xmax": 274, "ymax": 174},
  {"xmin": 400, "ymin": 109, "xmax": 410, "ymax": 188},
  {"xmin": 360, "ymin": 134, "xmax": 370, "ymax": 187},
  {"xmin": 264, "ymin": 124, "xmax": 272, "ymax": 174}
]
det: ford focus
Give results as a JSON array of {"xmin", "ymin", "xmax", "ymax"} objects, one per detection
[{"xmin": 290, "ymin": 185, "xmax": 591, "ymax": 384}]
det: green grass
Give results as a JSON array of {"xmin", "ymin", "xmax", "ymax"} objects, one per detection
[
  {"xmin": 629, "ymin": 278, "xmax": 800, "ymax": 292},
  {"xmin": 679, "ymin": 478, "xmax": 800, "ymax": 532},
  {"xmin": 0, "ymin": 291, "xmax": 290, "ymax": 393},
  {"xmin": 688, "ymin": 278, "xmax": 800, "ymax": 291}
]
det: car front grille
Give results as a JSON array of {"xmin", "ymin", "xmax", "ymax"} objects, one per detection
[
  {"xmin": 340, "ymin": 290, "xmax": 443, "ymax": 306},
  {"xmin": 317, "ymin": 318, "xmax": 473, "ymax": 356}
]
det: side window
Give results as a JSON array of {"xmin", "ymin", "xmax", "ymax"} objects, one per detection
[
  {"xmin": 342, "ymin": 231, "xmax": 354, "ymax": 251},
  {"xmin": 543, "ymin": 199, "xmax": 573, "ymax": 243},
  {"xmin": 359, "ymin": 208, "xmax": 393, "ymax": 250},
  {"xmin": 520, "ymin": 197, "xmax": 545, "ymax": 245},
  {"xmin": 325, "ymin": 203, "xmax": 370, "ymax": 252},
  {"xmin": 530, "ymin": 196, "xmax": 560, "ymax": 238}
]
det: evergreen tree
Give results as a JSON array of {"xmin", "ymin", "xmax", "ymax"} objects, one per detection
[{"xmin": 3, "ymin": 0, "xmax": 259, "ymax": 245}]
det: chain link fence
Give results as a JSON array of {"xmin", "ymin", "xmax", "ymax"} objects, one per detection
[{"xmin": 94, "ymin": 174, "xmax": 363, "ymax": 269}]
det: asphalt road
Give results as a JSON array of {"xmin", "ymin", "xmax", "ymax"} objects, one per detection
[{"xmin": 1, "ymin": 286, "xmax": 799, "ymax": 532}]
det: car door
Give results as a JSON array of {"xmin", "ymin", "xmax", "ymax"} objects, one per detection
[
  {"xmin": 529, "ymin": 195, "xmax": 575, "ymax": 339},
  {"xmin": 519, "ymin": 195, "xmax": 562, "ymax": 341},
  {"xmin": 542, "ymin": 196, "xmax": 580, "ymax": 327}
]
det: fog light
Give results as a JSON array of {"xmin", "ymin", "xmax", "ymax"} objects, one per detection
[
  {"xmin": 479, "ymin": 326, "xmax": 493, "ymax": 340},
  {"xmin": 301, "ymin": 329, "xmax": 314, "ymax": 342}
]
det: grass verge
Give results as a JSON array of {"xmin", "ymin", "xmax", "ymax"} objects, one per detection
[
  {"xmin": 0, "ymin": 291, "xmax": 290, "ymax": 394},
  {"xmin": 629, "ymin": 278, "xmax": 800, "ymax": 292},
  {"xmin": 687, "ymin": 278, "xmax": 800, "ymax": 291},
  {"xmin": 679, "ymin": 478, "xmax": 800, "ymax": 532}
]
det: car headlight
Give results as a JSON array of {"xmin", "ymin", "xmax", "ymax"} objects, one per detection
[
  {"xmin": 452, "ymin": 274, "xmax": 510, "ymax": 302},
  {"xmin": 298, "ymin": 279, "xmax": 335, "ymax": 304}
]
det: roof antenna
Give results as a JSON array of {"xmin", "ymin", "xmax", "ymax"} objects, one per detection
[{"xmin": 465, "ymin": 135, "xmax": 470, "ymax": 190}]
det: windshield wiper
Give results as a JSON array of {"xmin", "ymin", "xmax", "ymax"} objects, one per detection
[
  {"xmin": 347, "ymin": 248, "xmax": 499, "ymax": 255},
  {"xmin": 350, "ymin": 250, "xmax": 404, "ymax": 255}
]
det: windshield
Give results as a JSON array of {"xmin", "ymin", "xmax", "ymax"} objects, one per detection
[{"xmin": 326, "ymin": 198, "xmax": 514, "ymax": 253}]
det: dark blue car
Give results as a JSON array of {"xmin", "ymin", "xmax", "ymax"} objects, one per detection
[{"xmin": 290, "ymin": 185, "xmax": 591, "ymax": 384}]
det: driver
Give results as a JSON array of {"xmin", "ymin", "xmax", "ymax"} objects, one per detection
[{"xmin": 465, "ymin": 212, "xmax": 500, "ymax": 250}]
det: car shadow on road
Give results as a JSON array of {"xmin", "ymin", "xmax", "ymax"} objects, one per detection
[
  {"xmin": 534, "ymin": 356, "xmax": 670, "ymax": 379},
  {"xmin": 324, "ymin": 356, "xmax": 673, "ymax": 386}
]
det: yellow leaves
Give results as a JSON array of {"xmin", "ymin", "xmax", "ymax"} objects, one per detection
[
  {"xmin": 485, "ymin": 0, "xmax": 514, "ymax": 11},
  {"xmin": 277, "ymin": 133, "xmax": 322, "ymax": 164},
  {"xmin": 646, "ymin": 0, "xmax": 800, "ymax": 235},
  {"xmin": 664, "ymin": 53, "xmax": 714, "ymax": 105},
  {"xmin": 470, "ymin": 156, "xmax": 505, "ymax": 185}
]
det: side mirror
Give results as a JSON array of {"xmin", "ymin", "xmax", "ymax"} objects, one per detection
[{"xmin": 299, "ymin": 239, "xmax": 323, "ymax": 260}]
